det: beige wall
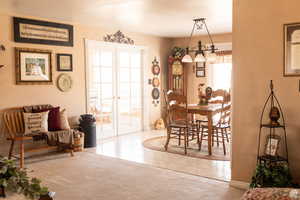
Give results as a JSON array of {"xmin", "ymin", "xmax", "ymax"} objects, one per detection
[
  {"xmin": 0, "ymin": 13, "xmax": 172, "ymax": 140},
  {"xmin": 170, "ymin": 34, "xmax": 232, "ymax": 103},
  {"xmin": 232, "ymin": 0, "xmax": 300, "ymax": 182}
]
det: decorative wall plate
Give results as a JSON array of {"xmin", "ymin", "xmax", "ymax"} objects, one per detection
[
  {"xmin": 152, "ymin": 88, "xmax": 160, "ymax": 100},
  {"xmin": 57, "ymin": 73, "xmax": 73, "ymax": 92},
  {"xmin": 152, "ymin": 64, "xmax": 160, "ymax": 75},
  {"xmin": 152, "ymin": 77, "xmax": 160, "ymax": 87}
]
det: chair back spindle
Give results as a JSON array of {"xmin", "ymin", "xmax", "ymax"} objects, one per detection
[
  {"xmin": 164, "ymin": 90, "xmax": 188, "ymax": 125},
  {"xmin": 3, "ymin": 108, "xmax": 25, "ymax": 139}
]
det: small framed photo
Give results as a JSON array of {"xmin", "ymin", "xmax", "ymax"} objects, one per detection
[
  {"xmin": 15, "ymin": 48, "xmax": 52, "ymax": 85},
  {"xmin": 284, "ymin": 23, "xmax": 300, "ymax": 76},
  {"xmin": 196, "ymin": 62, "xmax": 206, "ymax": 68},
  {"xmin": 196, "ymin": 67, "xmax": 206, "ymax": 77},
  {"xmin": 265, "ymin": 135, "xmax": 281, "ymax": 156},
  {"xmin": 57, "ymin": 54, "xmax": 73, "ymax": 71}
]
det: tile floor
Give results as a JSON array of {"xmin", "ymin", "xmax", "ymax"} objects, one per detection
[{"xmin": 92, "ymin": 129, "xmax": 231, "ymax": 182}]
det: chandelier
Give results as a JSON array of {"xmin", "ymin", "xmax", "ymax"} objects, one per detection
[{"xmin": 182, "ymin": 18, "xmax": 217, "ymax": 63}]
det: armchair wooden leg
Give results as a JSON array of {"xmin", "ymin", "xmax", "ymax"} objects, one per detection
[
  {"xmin": 70, "ymin": 149, "xmax": 74, "ymax": 157},
  {"xmin": 186, "ymin": 128, "xmax": 189, "ymax": 147},
  {"xmin": 184, "ymin": 128, "xmax": 187, "ymax": 155},
  {"xmin": 225, "ymin": 128, "xmax": 230, "ymax": 142},
  {"xmin": 19, "ymin": 141, "xmax": 24, "ymax": 168},
  {"xmin": 178, "ymin": 128, "xmax": 181, "ymax": 146},
  {"xmin": 8, "ymin": 140, "xmax": 15, "ymax": 159},
  {"xmin": 216, "ymin": 129, "xmax": 219, "ymax": 147},
  {"xmin": 164, "ymin": 127, "xmax": 171, "ymax": 151},
  {"xmin": 199, "ymin": 127, "xmax": 204, "ymax": 151},
  {"xmin": 196, "ymin": 127, "xmax": 200, "ymax": 150},
  {"xmin": 221, "ymin": 129, "xmax": 226, "ymax": 155},
  {"xmin": 212, "ymin": 129, "xmax": 215, "ymax": 147}
]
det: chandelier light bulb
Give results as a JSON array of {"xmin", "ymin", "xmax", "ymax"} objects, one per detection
[
  {"xmin": 206, "ymin": 52, "xmax": 217, "ymax": 62},
  {"xmin": 194, "ymin": 53, "xmax": 206, "ymax": 63},
  {"xmin": 182, "ymin": 54, "xmax": 193, "ymax": 63}
]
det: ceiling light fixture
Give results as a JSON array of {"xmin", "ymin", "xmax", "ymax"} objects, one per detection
[{"xmin": 182, "ymin": 18, "xmax": 217, "ymax": 63}]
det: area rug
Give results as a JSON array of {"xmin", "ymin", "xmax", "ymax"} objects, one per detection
[
  {"xmin": 143, "ymin": 136, "xmax": 230, "ymax": 161},
  {"xmin": 6, "ymin": 152, "xmax": 243, "ymax": 200}
]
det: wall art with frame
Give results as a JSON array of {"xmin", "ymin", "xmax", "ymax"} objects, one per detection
[
  {"xmin": 13, "ymin": 17, "xmax": 73, "ymax": 47},
  {"xmin": 15, "ymin": 48, "xmax": 52, "ymax": 85},
  {"xmin": 284, "ymin": 23, "xmax": 300, "ymax": 76},
  {"xmin": 57, "ymin": 53, "xmax": 73, "ymax": 71},
  {"xmin": 195, "ymin": 62, "xmax": 206, "ymax": 77}
]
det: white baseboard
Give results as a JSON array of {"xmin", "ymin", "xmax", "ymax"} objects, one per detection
[{"xmin": 230, "ymin": 180, "xmax": 249, "ymax": 190}]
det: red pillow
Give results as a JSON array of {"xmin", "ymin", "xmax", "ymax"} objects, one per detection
[{"xmin": 33, "ymin": 107, "xmax": 61, "ymax": 131}]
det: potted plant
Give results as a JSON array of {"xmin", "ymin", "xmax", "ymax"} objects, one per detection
[
  {"xmin": 0, "ymin": 156, "xmax": 51, "ymax": 199},
  {"xmin": 250, "ymin": 162, "xmax": 297, "ymax": 188}
]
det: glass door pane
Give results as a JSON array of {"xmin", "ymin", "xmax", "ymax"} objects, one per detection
[
  {"xmin": 86, "ymin": 40, "xmax": 144, "ymax": 140},
  {"xmin": 88, "ymin": 47, "xmax": 116, "ymax": 139},
  {"xmin": 117, "ymin": 49, "xmax": 142, "ymax": 135}
]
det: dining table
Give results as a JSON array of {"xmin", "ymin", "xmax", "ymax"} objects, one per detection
[{"xmin": 187, "ymin": 103, "xmax": 230, "ymax": 155}]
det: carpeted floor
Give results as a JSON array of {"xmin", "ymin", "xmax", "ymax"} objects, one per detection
[
  {"xmin": 6, "ymin": 152, "xmax": 243, "ymax": 200},
  {"xmin": 143, "ymin": 136, "xmax": 230, "ymax": 161}
]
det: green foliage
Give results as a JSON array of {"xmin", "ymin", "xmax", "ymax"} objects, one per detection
[
  {"xmin": 171, "ymin": 47, "xmax": 186, "ymax": 59},
  {"xmin": 250, "ymin": 162, "xmax": 296, "ymax": 188},
  {"xmin": 0, "ymin": 157, "xmax": 48, "ymax": 199}
]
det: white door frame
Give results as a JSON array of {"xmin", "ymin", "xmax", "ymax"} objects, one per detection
[{"xmin": 84, "ymin": 39, "xmax": 150, "ymax": 134}]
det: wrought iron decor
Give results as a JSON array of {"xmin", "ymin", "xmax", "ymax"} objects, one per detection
[
  {"xmin": 103, "ymin": 30, "xmax": 134, "ymax": 45},
  {"xmin": 257, "ymin": 80, "xmax": 288, "ymax": 165}
]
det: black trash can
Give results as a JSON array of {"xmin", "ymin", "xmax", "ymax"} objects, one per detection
[{"xmin": 79, "ymin": 114, "xmax": 96, "ymax": 148}]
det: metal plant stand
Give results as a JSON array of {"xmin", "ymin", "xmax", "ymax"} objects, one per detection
[{"xmin": 257, "ymin": 80, "xmax": 289, "ymax": 166}]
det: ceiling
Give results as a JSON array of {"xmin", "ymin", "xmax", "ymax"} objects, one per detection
[{"xmin": 1, "ymin": 0, "xmax": 232, "ymax": 38}]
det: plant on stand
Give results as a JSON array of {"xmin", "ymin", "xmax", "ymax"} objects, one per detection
[
  {"xmin": 250, "ymin": 162, "xmax": 295, "ymax": 188},
  {"xmin": 0, "ymin": 157, "xmax": 50, "ymax": 199},
  {"xmin": 250, "ymin": 81, "xmax": 298, "ymax": 188}
]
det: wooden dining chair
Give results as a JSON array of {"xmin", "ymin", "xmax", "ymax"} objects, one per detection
[
  {"xmin": 163, "ymin": 90, "xmax": 199, "ymax": 154},
  {"xmin": 199, "ymin": 103, "xmax": 231, "ymax": 155},
  {"xmin": 196, "ymin": 89, "xmax": 228, "ymax": 125}
]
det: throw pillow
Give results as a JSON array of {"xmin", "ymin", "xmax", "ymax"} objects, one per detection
[
  {"xmin": 60, "ymin": 109, "xmax": 71, "ymax": 130},
  {"xmin": 34, "ymin": 107, "xmax": 61, "ymax": 131},
  {"xmin": 23, "ymin": 111, "xmax": 49, "ymax": 135}
]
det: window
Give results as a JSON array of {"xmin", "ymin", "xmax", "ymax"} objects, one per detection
[{"xmin": 208, "ymin": 62, "xmax": 232, "ymax": 91}]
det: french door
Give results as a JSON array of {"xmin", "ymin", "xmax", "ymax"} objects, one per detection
[{"xmin": 85, "ymin": 40, "xmax": 144, "ymax": 139}]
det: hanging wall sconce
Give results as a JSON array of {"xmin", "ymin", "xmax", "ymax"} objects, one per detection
[{"xmin": 0, "ymin": 45, "xmax": 5, "ymax": 68}]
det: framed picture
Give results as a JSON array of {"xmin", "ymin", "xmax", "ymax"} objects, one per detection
[
  {"xmin": 284, "ymin": 23, "xmax": 300, "ymax": 76},
  {"xmin": 264, "ymin": 135, "xmax": 281, "ymax": 156},
  {"xmin": 196, "ymin": 62, "xmax": 206, "ymax": 68},
  {"xmin": 14, "ymin": 17, "xmax": 73, "ymax": 47},
  {"xmin": 196, "ymin": 67, "xmax": 206, "ymax": 77},
  {"xmin": 57, "ymin": 54, "xmax": 73, "ymax": 71},
  {"xmin": 15, "ymin": 48, "xmax": 52, "ymax": 85}
]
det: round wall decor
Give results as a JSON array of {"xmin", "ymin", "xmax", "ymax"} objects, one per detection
[
  {"xmin": 152, "ymin": 77, "xmax": 160, "ymax": 87},
  {"xmin": 57, "ymin": 73, "xmax": 73, "ymax": 92},
  {"xmin": 151, "ymin": 88, "xmax": 160, "ymax": 100},
  {"xmin": 152, "ymin": 64, "xmax": 160, "ymax": 75}
]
